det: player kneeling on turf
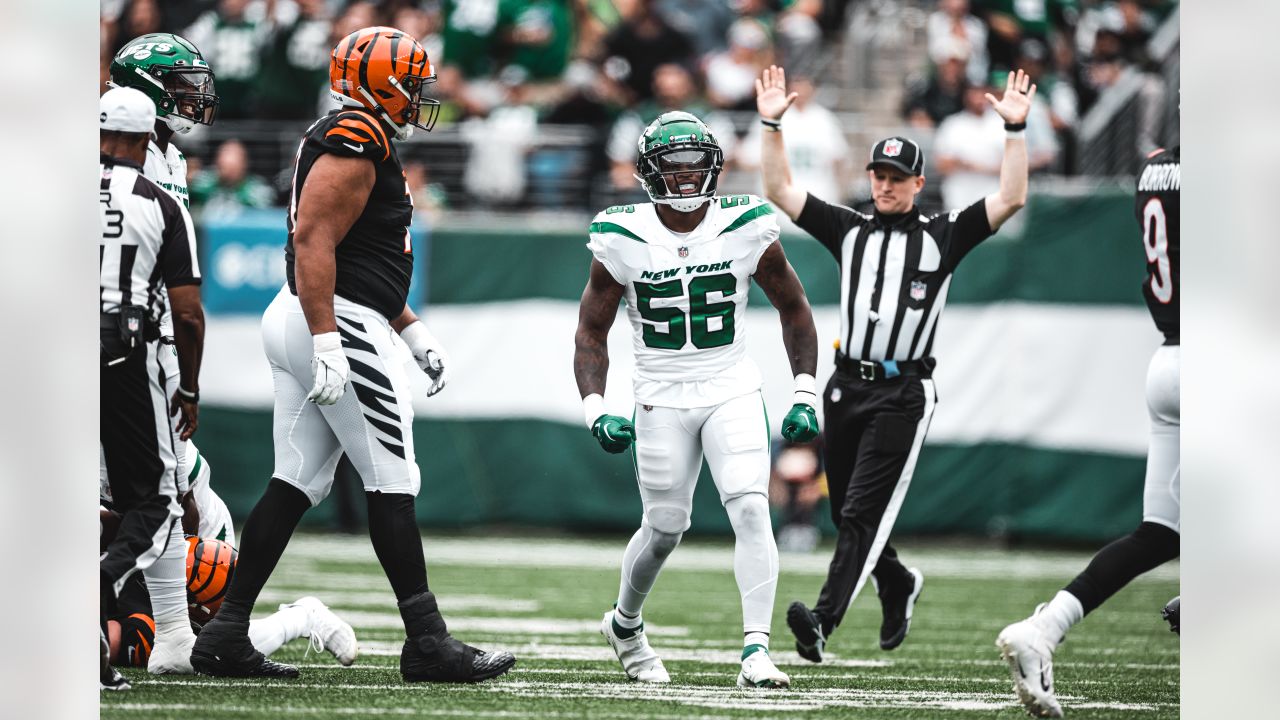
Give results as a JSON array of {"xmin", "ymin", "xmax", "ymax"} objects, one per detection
[{"xmin": 574, "ymin": 111, "xmax": 820, "ymax": 688}]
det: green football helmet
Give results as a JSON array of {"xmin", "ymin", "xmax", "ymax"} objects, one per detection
[
  {"xmin": 634, "ymin": 111, "xmax": 724, "ymax": 213},
  {"xmin": 110, "ymin": 33, "xmax": 218, "ymax": 135}
]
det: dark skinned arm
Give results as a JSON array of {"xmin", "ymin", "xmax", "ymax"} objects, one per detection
[
  {"xmin": 168, "ymin": 284, "xmax": 204, "ymax": 440},
  {"xmin": 293, "ymin": 154, "xmax": 375, "ymax": 335},
  {"xmin": 391, "ymin": 304, "xmax": 419, "ymax": 333},
  {"xmin": 574, "ymin": 260, "xmax": 625, "ymax": 398},
  {"xmin": 752, "ymin": 241, "xmax": 818, "ymax": 378},
  {"xmin": 180, "ymin": 491, "xmax": 200, "ymax": 536}
]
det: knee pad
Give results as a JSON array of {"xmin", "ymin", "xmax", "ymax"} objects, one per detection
[
  {"xmin": 644, "ymin": 505, "xmax": 690, "ymax": 536},
  {"xmin": 724, "ymin": 493, "xmax": 771, "ymax": 533},
  {"xmin": 117, "ymin": 613, "xmax": 155, "ymax": 668},
  {"xmin": 1133, "ymin": 521, "xmax": 1180, "ymax": 561}
]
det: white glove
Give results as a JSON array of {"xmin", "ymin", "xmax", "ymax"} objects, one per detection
[
  {"xmin": 307, "ymin": 331, "xmax": 349, "ymax": 405},
  {"xmin": 400, "ymin": 320, "xmax": 451, "ymax": 397}
]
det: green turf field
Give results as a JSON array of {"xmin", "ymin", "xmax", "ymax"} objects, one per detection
[{"xmin": 101, "ymin": 533, "xmax": 1178, "ymax": 719}]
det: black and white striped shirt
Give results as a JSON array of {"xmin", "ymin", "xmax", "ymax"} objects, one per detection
[
  {"xmin": 99, "ymin": 154, "xmax": 200, "ymax": 325},
  {"xmin": 795, "ymin": 194, "xmax": 994, "ymax": 363}
]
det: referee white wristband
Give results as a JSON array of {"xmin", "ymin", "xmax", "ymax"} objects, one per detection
[
  {"xmin": 583, "ymin": 393, "xmax": 605, "ymax": 429},
  {"xmin": 793, "ymin": 373, "xmax": 818, "ymax": 407}
]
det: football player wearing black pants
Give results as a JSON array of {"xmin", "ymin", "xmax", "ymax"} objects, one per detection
[
  {"xmin": 190, "ymin": 27, "xmax": 513, "ymax": 682},
  {"xmin": 996, "ymin": 147, "xmax": 1181, "ymax": 719}
]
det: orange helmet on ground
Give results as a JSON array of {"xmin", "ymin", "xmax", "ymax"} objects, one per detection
[
  {"xmin": 329, "ymin": 26, "xmax": 440, "ymax": 140},
  {"xmin": 186, "ymin": 536, "xmax": 237, "ymax": 625}
]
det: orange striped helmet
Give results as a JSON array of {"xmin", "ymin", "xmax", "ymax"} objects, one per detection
[
  {"xmin": 185, "ymin": 536, "xmax": 237, "ymax": 626},
  {"xmin": 330, "ymin": 26, "xmax": 440, "ymax": 140}
]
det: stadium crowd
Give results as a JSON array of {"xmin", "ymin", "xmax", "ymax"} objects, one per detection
[{"xmin": 100, "ymin": 0, "xmax": 1178, "ymax": 215}]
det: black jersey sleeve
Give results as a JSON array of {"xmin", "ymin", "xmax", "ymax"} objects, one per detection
[
  {"xmin": 156, "ymin": 184, "xmax": 202, "ymax": 288},
  {"xmin": 794, "ymin": 192, "xmax": 868, "ymax": 262},
  {"xmin": 312, "ymin": 109, "xmax": 391, "ymax": 162},
  {"xmin": 936, "ymin": 199, "xmax": 994, "ymax": 271}
]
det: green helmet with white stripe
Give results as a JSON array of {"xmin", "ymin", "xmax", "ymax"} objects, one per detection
[
  {"xmin": 110, "ymin": 33, "xmax": 219, "ymax": 135},
  {"xmin": 635, "ymin": 111, "xmax": 724, "ymax": 213}
]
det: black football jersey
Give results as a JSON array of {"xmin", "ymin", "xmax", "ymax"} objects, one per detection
[
  {"xmin": 286, "ymin": 108, "xmax": 413, "ymax": 320},
  {"xmin": 1134, "ymin": 146, "xmax": 1179, "ymax": 343}
]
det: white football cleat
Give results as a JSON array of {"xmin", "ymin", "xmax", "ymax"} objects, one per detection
[
  {"xmin": 147, "ymin": 628, "xmax": 196, "ymax": 675},
  {"xmin": 288, "ymin": 596, "xmax": 358, "ymax": 666},
  {"xmin": 600, "ymin": 610, "xmax": 669, "ymax": 683},
  {"xmin": 737, "ymin": 646, "xmax": 790, "ymax": 689},
  {"xmin": 996, "ymin": 613, "xmax": 1063, "ymax": 718}
]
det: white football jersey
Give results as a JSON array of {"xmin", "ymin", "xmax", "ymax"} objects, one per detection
[
  {"xmin": 587, "ymin": 195, "xmax": 779, "ymax": 408},
  {"xmin": 144, "ymin": 140, "xmax": 190, "ymax": 337}
]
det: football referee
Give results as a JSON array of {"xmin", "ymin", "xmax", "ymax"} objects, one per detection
[
  {"xmin": 756, "ymin": 66, "xmax": 1034, "ymax": 660},
  {"xmin": 99, "ymin": 87, "xmax": 204, "ymax": 687}
]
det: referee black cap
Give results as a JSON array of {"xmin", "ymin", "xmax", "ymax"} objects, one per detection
[{"xmin": 866, "ymin": 136, "xmax": 925, "ymax": 176}]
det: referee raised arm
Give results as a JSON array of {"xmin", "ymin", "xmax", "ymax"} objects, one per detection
[
  {"xmin": 756, "ymin": 66, "xmax": 1034, "ymax": 660},
  {"xmin": 98, "ymin": 87, "xmax": 204, "ymax": 688}
]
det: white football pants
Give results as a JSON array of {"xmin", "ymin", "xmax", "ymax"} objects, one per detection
[
  {"xmin": 618, "ymin": 391, "xmax": 778, "ymax": 635},
  {"xmin": 1142, "ymin": 344, "xmax": 1180, "ymax": 532},
  {"xmin": 261, "ymin": 288, "xmax": 421, "ymax": 506}
]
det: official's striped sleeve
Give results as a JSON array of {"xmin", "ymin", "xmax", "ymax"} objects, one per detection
[{"xmin": 158, "ymin": 192, "xmax": 201, "ymax": 288}]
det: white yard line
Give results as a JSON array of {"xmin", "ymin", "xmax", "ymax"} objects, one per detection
[
  {"xmin": 277, "ymin": 535, "xmax": 1180, "ymax": 582},
  {"xmin": 258, "ymin": 589, "xmax": 540, "ymax": 613}
]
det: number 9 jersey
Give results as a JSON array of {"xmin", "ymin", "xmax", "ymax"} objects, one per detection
[
  {"xmin": 587, "ymin": 195, "xmax": 779, "ymax": 408},
  {"xmin": 1135, "ymin": 146, "xmax": 1179, "ymax": 344}
]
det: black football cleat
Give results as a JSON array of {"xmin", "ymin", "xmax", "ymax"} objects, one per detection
[
  {"xmin": 101, "ymin": 629, "xmax": 130, "ymax": 692},
  {"xmin": 878, "ymin": 567, "xmax": 924, "ymax": 651},
  {"xmin": 786, "ymin": 601, "xmax": 826, "ymax": 663},
  {"xmin": 399, "ymin": 590, "xmax": 516, "ymax": 683},
  {"xmin": 190, "ymin": 618, "xmax": 299, "ymax": 678},
  {"xmin": 1162, "ymin": 596, "xmax": 1180, "ymax": 635}
]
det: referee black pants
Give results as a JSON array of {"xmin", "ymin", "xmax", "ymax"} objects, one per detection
[
  {"xmin": 100, "ymin": 335, "xmax": 182, "ymax": 602},
  {"xmin": 813, "ymin": 369, "xmax": 937, "ymax": 632}
]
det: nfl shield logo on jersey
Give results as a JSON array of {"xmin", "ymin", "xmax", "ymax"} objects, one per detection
[
  {"xmin": 884, "ymin": 138, "xmax": 904, "ymax": 157},
  {"xmin": 910, "ymin": 280, "xmax": 927, "ymax": 301},
  {"xmin": 678, "ymin": 246, "xmax": 689, "ymax": 258}
]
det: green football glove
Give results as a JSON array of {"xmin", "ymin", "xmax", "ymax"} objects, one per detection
[
  {"xmin": 591, "ymin": 414, "xmax": 635, "ymax": 454},
  {"xmin": 781, "ymin": 403, "xmax": 819, "ymax": 442}
]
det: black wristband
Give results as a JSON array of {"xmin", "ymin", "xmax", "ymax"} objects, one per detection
[
  {"xmin": 760, "ymin": 117, "xmax": 782, "ymax": 131},
  {"xmin": 177, "ymin": 386, "xmax": 200, "ymax": 403},
  {"xmin": 1004, "ymin": 121, "xmax": 1026, "ymax": 131}
]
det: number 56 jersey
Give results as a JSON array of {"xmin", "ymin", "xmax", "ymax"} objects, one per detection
[{"xmin": 587, "ymin": 195, "xmax": 779, "ymax": 409}]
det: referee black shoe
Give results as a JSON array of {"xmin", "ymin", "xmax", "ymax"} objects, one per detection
[
  {"xmin": 786, "ymin": 601, "xmax": 827, "ymax": 663},
  {"xmin": 1162, "ymin": 596, "xmax": 1180, "ymax": 635},
  {"xmin": 190, "ymin": 618, "xmax": 299, "ymax": 678},
  {"xmin": 878, "ymin": 567, "xmax": 924, "ymax": 651},
  {"xmin": 101, "ymin": 629, "xmax": 130, "ymax": 692}
]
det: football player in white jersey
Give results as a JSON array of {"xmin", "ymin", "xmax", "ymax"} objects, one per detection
[
  {"xmin": 575, "ymin": 111, "xmax": 821, "ymax": 688},
  {"xmin": 106, "ymin": 32, "xmax": 219, "ymax": 675}
]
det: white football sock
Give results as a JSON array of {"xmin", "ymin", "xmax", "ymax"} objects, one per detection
[
  {"xmin": 1036, "ymin": 590, "xmax": 1085, "ymax": 643},
  {"xmin": 725, "ymin": 494, "xmax": 778, "ymax": 636},
  {"xmin": 248, "ymin": 603, "xmax": 310, "ymax": 657},
  {"xmin": 744, "ymin": 631, "xmax": 770, "ymax": 650},
  {"xmin": 145, "ymin": 520, "xmax": 194, "ymax": 639},
  {"xmin": 617, "ymin": 520, "xmax": 682, "ymax": 619}
]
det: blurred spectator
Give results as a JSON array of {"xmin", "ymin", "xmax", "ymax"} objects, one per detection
[
  {"xmin": 935, "ymin": 74, "xmax": 1056, "ymax": 212},
  {"xmin": 658, "ymin": 0, "xmax": 736, "ymax": 57},
  {"xmin": 738, "ymin": 74, "xmax": 852, "ymax": 214},
  {"xmin": 927, "ymin": 0, "xmax": 989, "ymax": 86},
  {"xmin": 499, "ymin": 0, "xmax": 575, "ymax": 81},
  {"xmin": 774, "ymin": 0, "xmax": 824, "ymax": 77},
  {"xmin": 190, "ymin": 139, "xmax": 275, "ymax": 217},
  {"xmin": 441, "ymin": 0, "xmax": 500, "ymax": 79},
  {"xmin": 254, "ymin": 0, "xmax": 331, "ymax": 120},
  {"xmin": 601, "ymin": 0, "xmax": 696, "ymax": 104},
  {"xmin": 461, "ymin": 78, "xmax": 539, "ymax": 206},
  {"xmin": 1018, "ymin": 38, "xmax": 1078, "ymax": 171},
  {"xmin": 704, "ymin": 18, "xmax": 772, "ymax": 111},
  {"xmin": 902, "ymin": 39, "xmax": 970, "ymax": 129},
  {"xmin": 604, "ymin": 63, "xmax": 736, "ymax": 193},
  {"xmin": 404, "ymin": 161, "xmax": 448, "ymax": 224},
  {"xmin": 973, "ymin": 0, "xmax": 1078, "ymax": 73},
  {"xmin": 184, "ymin": 0, "xmax": 271, "ymax": 119},
  {"xmin": 769, "ymin": 441, "xmax": 825, "ymax": 554}
]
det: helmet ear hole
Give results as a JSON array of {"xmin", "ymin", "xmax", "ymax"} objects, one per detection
[{"xmin": 374, "ymin": 89, "xmax": 394, "ymax": 100}]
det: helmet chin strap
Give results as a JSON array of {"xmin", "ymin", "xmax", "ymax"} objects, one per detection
[
  {"xmin": 356, "ymin": 84, "xmax": 414, "ymax": 141},
  {"xmin": 656, "ymin": 196, "xmax": 710, "ymax": 213}
]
